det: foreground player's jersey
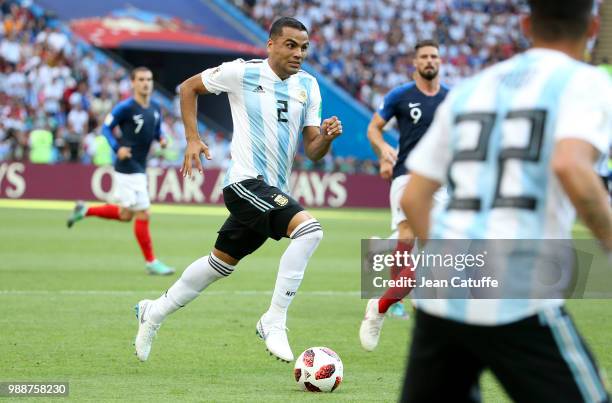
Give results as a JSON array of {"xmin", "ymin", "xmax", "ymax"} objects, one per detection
[
  {"xmin": 407, "ymin": 48, "xmax": 612, "ymax": 325},
  {"xmin": 103, "ymin": 98, "xmax": 162, "ymax": 174},
  {"xmin": 378, "ymin": 82, "xmax": 449, "ymax": 179},
  {"xmin": 201, "ymin": 58, "xmax": 322, "ymax": 193}
]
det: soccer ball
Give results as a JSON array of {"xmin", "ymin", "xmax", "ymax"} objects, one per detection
[{"xmin": 294, "ymin": 347, "xmax": 343, "ymax": 392}]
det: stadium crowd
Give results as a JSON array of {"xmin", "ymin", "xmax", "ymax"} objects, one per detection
[
  {"xmin": 0, "ymin": 0, "xmax": 240, "ymax": 171},
  {"xmin": 234, "ymin": 0, "xmax": 529, "ymax": 110},
  {"xmin": 0, "ymin": 0, "xmax": 607, "ymax": 176},
  {"xmin": 0, "ymin": 0, "xmax": 379, "ymax": 174}
]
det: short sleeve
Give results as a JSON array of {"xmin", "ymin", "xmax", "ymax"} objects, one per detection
[
  {"xmin": 201, "ymin": 59, "xmax": 244, "ymax": 95},
  {"xmin": 555, "ymin": 67, "xmax": 611, "ymax": 155},
  {"xmin": 406, "ymin": 97, "xmax": 453, "ymax": 184},
  {"xmin": 304, "ymin": 78, "xmax": 322, "ymax": 127},
  {"xmin": 377, "ymin": 87, "xmax": 402, "ymax": 122},
  {"xmin": 103, "ymin": 102, "xmax": 126, "ymax": 129}
]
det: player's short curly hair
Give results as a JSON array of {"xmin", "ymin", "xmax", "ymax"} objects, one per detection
[
  {"xmin": 528, "ymin": 0, "xmax": 594, "ymax": 41},
  {"xmin": 269, "ymin": 17, "xmax": 308, "ymax": 39}
]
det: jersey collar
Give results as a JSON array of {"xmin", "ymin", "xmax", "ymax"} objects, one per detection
[
  {"xmin": 264, "ymin": 58, "xmax": 290, "ymax": 82},
  {"xmin": 525, "ymin": 48, "xmax": 573, "ymax": 62}
]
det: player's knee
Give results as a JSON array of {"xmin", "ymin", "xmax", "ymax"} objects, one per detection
[
  {"xmin": 134, "ymin": 211, "xmax": 150, "ymax": 221},
  {"xmin": 292, "ymin": 219, "xmax": 323, "ymax": 244},
  {"xmin": 397, "ymin": 221, "xmax": 414, "ymax": 241},
  {"xmin": 119, "ymin": 209, "xmax": 134, "ymax": 221},
  {"xmin": 212, "ymin": 248, "xmax": 240, "ymax": 266}
]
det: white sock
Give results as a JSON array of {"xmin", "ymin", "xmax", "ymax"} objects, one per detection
[
  {"xmin": 266, "ymin": 219, "xmax": 323, "ymax": 324},
  {"xmin": 148, "ymin": 254, "xmax": 235, "ymax": 324}
]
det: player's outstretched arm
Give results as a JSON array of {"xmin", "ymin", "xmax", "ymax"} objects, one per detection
[
  {"xmin": 302, "ymin": 116, "xmax": 343, "ymax": 161},
  {"xmin": 552, "ymin": 139, "xmax": 612, "ymax": 251},
  {"xmin": 178, "ymin": 73, "xmax": 212, "ymax": 177}
]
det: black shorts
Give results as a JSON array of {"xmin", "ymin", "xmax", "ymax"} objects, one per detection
[
  {"xmin": 401, "ymin": 307, "xmax": 609, "ymax": 403},
  {"xmin": 214, "ymin": 178, "xmax": 304, "ymax": 261}
]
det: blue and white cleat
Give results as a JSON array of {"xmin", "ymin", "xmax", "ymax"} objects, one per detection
[
  {"xmin": 134, "ymin": 299, "xmax": 160, "ymax": 362},
  {"xmin": 256, "ymin": 313, "xmax": 293, "ymax": 363},
  {"xmin": 387, "ymin": 301, "xmax": 410, "ymax": 320},
  {"xmin": 360, "ymin": 298, "xmax": 386, "ymax": 352},
  {"xmin": 66, "ymin": 201, "xmax": 86, "ymax": 228},
  {"xmin": 145, "ymin": 259, "xmax": 175, "ymax": 276}
]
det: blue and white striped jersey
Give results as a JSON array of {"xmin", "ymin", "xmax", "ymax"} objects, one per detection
[
  {"xmin": 407, "ymin": 48, "xmax": 612, "ymax": 325},
  {"xmin": 201, "ymin": 58, "xmax": 322, "ymax": 193}
]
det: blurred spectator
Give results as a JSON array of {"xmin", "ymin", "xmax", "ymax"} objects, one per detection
[
  {"xmin": 67, "ymin": 102, "xmax": 87, "ymax": 135},
  {"xmin": 0, "ymin": 31, "xmax": 20, "ymax": 64},
  {"xmin": 90, "ymin": 88, "xmax": 113, "ymax": 118},
  {"xmin": 150, "ymin": 114, "xmax": 187, "ymax": 168},
  {"xmin": 42, "ymin": 76, "xmax": 63, "ymax": 114},
  {"xmin": 360, "ymin": 159, "xmax": 378, "ymax": 176},
  {"xmin": 0, "ymin": 123, "xmax": 10, "ymax": 160},
  {"xmin": 81, "ymin": 129, "xmax": 96, "ymax": 164},
  {"xmin": 205, "ymin": 131, "xmax": 231, "ymax": 170},
  {"xmin": 67, "ymin": 80, "xmax": 91, "ymax": 111},
  {"xmin": 62, "ymin": 124, "xmax": 80, "ymax": 162},
  {"xmin": 0, "ymin": 0, "xmax": 396, "ymax": 175},
  {"xmin": 5, "ymin": 63, "xmax": 26, "ymax": 97},
  {"xmin": 0, "ymin": 0, "xmax": 192, "ymax": 168},
  {"xmin": 28, "ymin": 126, "xmax": 52, "ymax": 163},
  {"xmin": 45, "ymin": 26, "xmax": 70, "ymax": 55},
  {"xmin": 92, "ymin": 133, "xmax": 113, "ymax": 166},
  {"xmin": 233, "ymin": 0, "xmax": 528, "ymax": 109}
]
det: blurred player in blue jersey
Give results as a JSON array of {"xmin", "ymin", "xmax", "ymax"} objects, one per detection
[
  {"xmin": 401, "ymin": 0, "xmax": 611, "ymax": 401},
  {"xmin": 132, "ymin": 17, "xmax": 343, "ymax": 364},
  {"xmin": 67, "ymin": 67, "xmax": 174, "ymax": 276},
  {"xmin": 360, "ymin": 40, "xmax": 449, "ymax": 349}
]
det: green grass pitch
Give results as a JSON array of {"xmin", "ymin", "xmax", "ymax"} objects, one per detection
[{"xmin": 0, "ymin": 200, "xmax": 610, "ymax": 402}]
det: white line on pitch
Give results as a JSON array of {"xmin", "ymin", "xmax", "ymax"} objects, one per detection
[{"xmin": 0, "ymin": 289, "xmax": 360, "ymax": 297}]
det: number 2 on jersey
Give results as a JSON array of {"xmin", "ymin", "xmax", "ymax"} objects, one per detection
[
  {"xmin": 447, "ymin": 109, "xmax": 547, "ymax": 211},
  {"xmin": 276, "ymin": 100, "xmax": 288, "ymax": 123}
]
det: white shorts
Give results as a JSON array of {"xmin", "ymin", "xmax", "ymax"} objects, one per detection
[
  {"xmin": 390, "ymin": 174, "xmax": 410, "ymax": 231},
  {"xmin": 389, "ymin": 174, "xmax": 449, "ymax": 232},
  {"xmin": 111, "ymin": 172, "xmax": 150, "ymax": 211}
]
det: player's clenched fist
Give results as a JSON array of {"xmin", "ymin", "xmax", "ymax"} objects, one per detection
[
  {"xmin": 321, "ymin": 116, "xmax": 343, "ymax": 139},
  {"xmin": 379, "ymin": 159, "xmax": 393, "ymax": 181},
  {"xmin": 117, "ymin": 146, "xmax": 132, "ymax": 160},
  {"xmin": 181, "ymin": 139, "xmax": 211, "ymax": 177}
]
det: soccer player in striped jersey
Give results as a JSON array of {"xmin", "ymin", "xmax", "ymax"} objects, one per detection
[
  {"xmin": 400, "ymin": 0, "xmax": 611, "ymax": 401},
  {"xmin": 66, "ymin": 67, "xmax": 174, "ymax": 276},
  {"xmin": 133, "ymin": 17, "xmax": 343, "ymax": 363}
]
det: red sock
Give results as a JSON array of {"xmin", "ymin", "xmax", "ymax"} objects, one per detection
[
  {"xmin": 379, "ymin": 241, "xmax": 414, "ymax": 314},
  {"xmin": 134, "ymin": 219, "xmax": 155, "ymax": 263},
  {"xmin": 390, "ymin": 241, "xmax": 414, "ymax": 280},
  {"xmin": 86, "ymin": 204, "xmax": 121, "ymax": 220}
]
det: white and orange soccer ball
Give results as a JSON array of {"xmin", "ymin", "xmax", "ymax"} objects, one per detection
[{"xmin": 294, "ymin": 347, "xmax": 343, "ymax": 392}]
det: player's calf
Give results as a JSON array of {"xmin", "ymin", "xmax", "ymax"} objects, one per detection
[
  {"xmin": 259, "ymin": 219, "xmax": 323, "ymax": 362},
  {"xmin": 266, "ymin": 218, "xmax": 323, "ymax": 323},
  {"xmin": 133, "ymin": 254, "xmax": 235, "ymax": 361},
  {"xmin": 146, "ymin": 254, "xmax": 234, "ymax": 324}
]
